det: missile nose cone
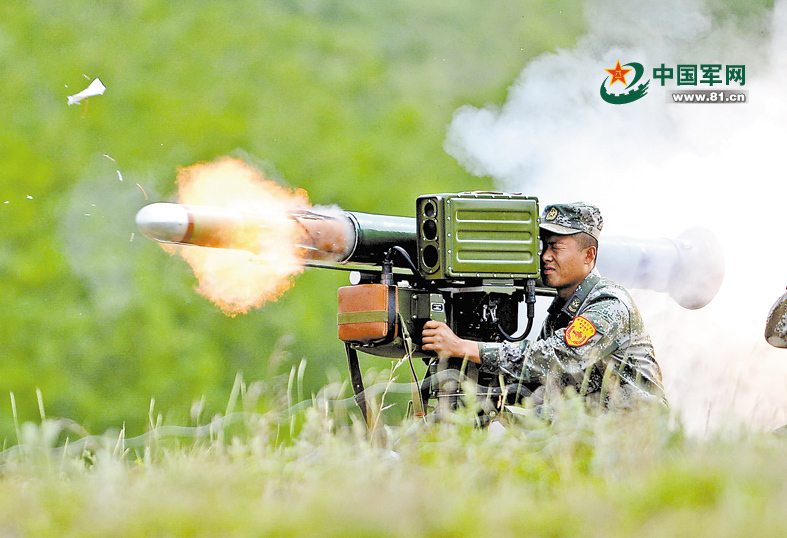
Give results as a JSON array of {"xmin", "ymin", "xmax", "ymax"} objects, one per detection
[{"xmin": 135, "ymin": 203, "xmax": 190, "ymax": 243}]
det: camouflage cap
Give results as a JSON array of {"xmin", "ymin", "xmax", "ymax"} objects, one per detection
[{"xmin": 540, "ymin": 203, "xmax": 603, "ymax": 240}]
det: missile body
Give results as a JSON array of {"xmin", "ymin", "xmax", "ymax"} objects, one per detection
[
  {"xmin": 135, "ymin": 202, "xmax": 416, "ymax": 264},
  {"xmin": 135, "ymin": 203, "xmax": 247, "ymax": 249}
]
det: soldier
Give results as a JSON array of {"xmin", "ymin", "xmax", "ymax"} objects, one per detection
[
  {"xmin": 765, "ymin": 288, "xmax": 787, "ymax": 348},
  {"xmin": 422, "ymin": 202, "xmax": 665, "ymax": 409}
]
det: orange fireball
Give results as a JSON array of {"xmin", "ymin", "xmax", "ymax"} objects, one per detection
[{"xmin": 172, "ymin": 157, "xmax": 309, "ymax": 315}]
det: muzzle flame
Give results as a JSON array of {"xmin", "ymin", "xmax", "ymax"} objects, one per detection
[{"xmin": 170, "ymin": 157, "xmax": 311, "ymax": 315}]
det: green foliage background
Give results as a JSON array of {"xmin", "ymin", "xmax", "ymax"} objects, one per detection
[
  {"xmin": 0, "ymin": 0, "xmax": 770, "ymax": 439},
  {"xmin": 0, "ymin": 0, "xmax": 588, "ymax": 438}
]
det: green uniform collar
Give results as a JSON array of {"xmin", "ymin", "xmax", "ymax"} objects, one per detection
[{"xmin": 561, "ymin": 269, "xmax": 602, "ymax": 318}]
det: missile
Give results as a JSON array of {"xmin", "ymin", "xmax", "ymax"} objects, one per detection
[{"xmin": 135, "ymin": 202, "xmax": 416, "ymax": 264}]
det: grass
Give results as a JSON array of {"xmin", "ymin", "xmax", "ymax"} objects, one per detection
[{"xmin": 1, "ymin": 377, "xmax": 786, "ymax": 537}]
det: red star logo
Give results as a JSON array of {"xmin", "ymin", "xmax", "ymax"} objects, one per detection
[{"xmin": 605, "ymin": 60, "xmax": 633, "ymax": 86}]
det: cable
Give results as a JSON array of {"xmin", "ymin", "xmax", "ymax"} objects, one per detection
[{"xmin": 498, "ymin": 279, "xmax": 537, "ymax": 342}]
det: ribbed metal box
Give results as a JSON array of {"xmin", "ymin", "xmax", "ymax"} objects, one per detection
[{"xmin": 416, "ymin": 193, "xmax": 540, "ymax": 280}]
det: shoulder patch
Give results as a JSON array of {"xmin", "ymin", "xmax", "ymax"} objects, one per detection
[{"xmin": 565, "ymin": 316, "xmax": 597, "ymax": 347}]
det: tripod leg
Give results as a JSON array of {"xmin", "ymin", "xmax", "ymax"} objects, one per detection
[{"xmin": 345, "ymin": 343, "xmax": 371, "ymax": 428}]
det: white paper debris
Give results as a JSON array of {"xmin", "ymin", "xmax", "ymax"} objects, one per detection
[
  {"xmin": 117, "ymin": 170, "xmax": 123, "ymax": 182},
  {"xmin": 67, "ymin": 78, "xmax": 106, "ymax": 106},
  {"xmin": 26, "ymin": 195, "xmax": 33, "ymax": 200}
]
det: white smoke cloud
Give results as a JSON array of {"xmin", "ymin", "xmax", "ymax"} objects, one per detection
[{"xmin": 446, "ymin": 0, "xmax": 787, "ymax": 433}]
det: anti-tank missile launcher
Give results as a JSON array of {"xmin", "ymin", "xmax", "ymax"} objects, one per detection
[{"xmin": 136, "ymin": 192, "xmax": 725, "ymax": 424}]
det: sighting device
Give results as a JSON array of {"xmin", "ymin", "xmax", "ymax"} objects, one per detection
[{"xmin": 336, "ymin": 193, "xmax": 542, "ymax": 424}]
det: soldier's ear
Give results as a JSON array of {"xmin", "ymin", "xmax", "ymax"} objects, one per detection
[{"xmin": 584, "ymin": 245, "xmax": 597, "ymax": 265}]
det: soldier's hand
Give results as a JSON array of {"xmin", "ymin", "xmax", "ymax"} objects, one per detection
[{"xmin": 421, "ymin": 320, "xmax": 481, "ymax": 362}]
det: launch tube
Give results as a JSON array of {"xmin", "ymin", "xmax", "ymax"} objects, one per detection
[
  {"xmin": 136, "ymin": 203, "xmax": 724, "ymax": 309},
  {"xmin": 596, "ymin": 227, "xmax": 725, "ymax": 310},
  {"xmin": 343, "ymin": 212, "xmax": 417, "ymax": 264}
]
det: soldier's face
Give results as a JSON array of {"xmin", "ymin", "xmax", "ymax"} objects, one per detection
[{"xmin": 541, "ymin": 233, "xmax": 593, "ymax": 297}]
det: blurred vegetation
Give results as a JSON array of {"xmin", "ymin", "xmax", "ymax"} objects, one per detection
[
  {"xmin": 0, "ymin": 0, "xmax": 772, "ymax": 439},
  {"xmin": 0, "ymin": 0, "xmax": 587, "ymax": 437}
]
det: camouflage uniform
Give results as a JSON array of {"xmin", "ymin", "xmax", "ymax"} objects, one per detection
[
  {"xmin": 766, "ymin": 288, "xmax": 787, "ymax": 348},
  {"xmin": 478, "ymin": 203, "xmax": 665, "ymax": 408}
]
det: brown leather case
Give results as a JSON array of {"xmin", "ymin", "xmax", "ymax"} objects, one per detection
[{"xmin": 337, "ymin": 284, "xmax": 398, "ymax": 344}]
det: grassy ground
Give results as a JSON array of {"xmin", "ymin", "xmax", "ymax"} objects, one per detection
[{"xmin": 1, "ymin": 383, "xmax": 786, "ymax": 537}]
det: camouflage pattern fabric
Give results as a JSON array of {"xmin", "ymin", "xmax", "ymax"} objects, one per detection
[
  {"xmin": 478, "ymin": 270, "xmax": 665, "ymax": 408},
  {"xmin": 765, "ymin": 288, "xmax": 787, "ymax": 348},
  {"xmin": 540, "ymin": 202, "xmax": 604, "ymax": 240}
]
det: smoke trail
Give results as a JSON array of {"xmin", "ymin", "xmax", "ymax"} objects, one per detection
[
  {"xmin": 446, "ymin": 0, "xmax": 787, "ymax": 433},
  {"xmin": 63, "ymin": 158, "xmax": 156, "ymax": 317}
]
